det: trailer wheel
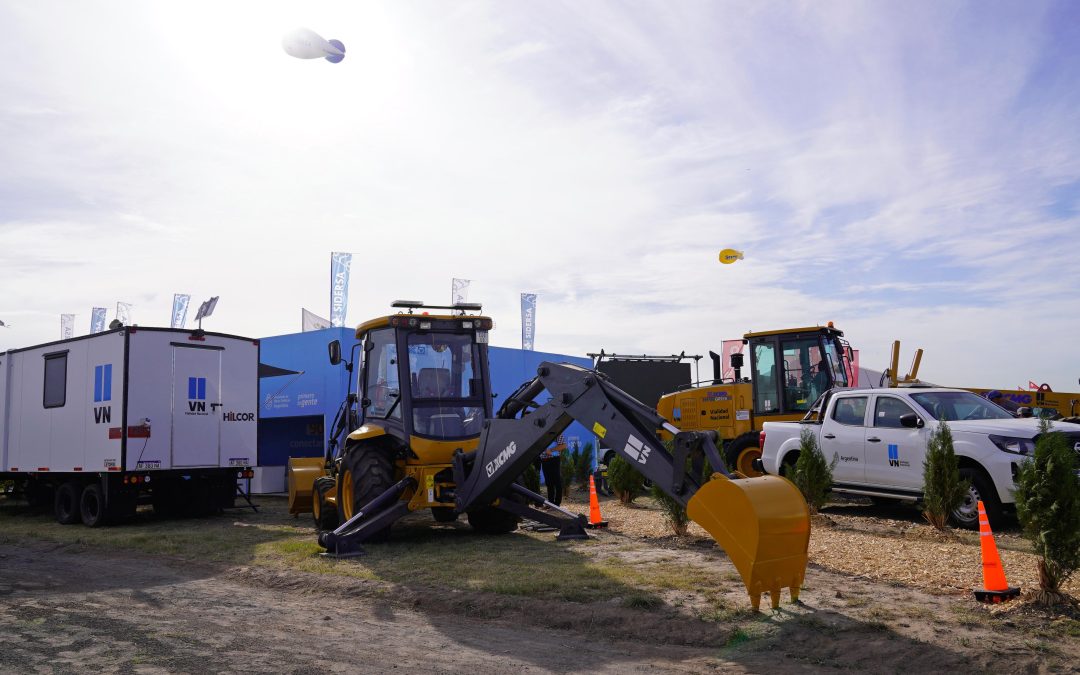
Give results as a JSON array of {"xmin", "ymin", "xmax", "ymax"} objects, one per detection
[
  {"xmin": 725, "ymin": 432, "xmax": 764, "ymax": 478},
  {"xmin": 79, "ymin": 483, "xmax": 108, "ymax": 527},
  {"xmin": 54, "ymin": 481, "xmax": 83, "ymax": 525},
  {"xmin": 312, "ymin": 477, "xmax": 340, "ymax": 531},
  {"xmin": 337, "ymin": 443, "xmax": 394, "ymax": 542}
]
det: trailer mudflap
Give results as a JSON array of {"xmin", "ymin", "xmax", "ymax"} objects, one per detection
[
  {"xmin": 686, "ymin": 474, "xmax": 810, "ymax": 610},
  {"xmin": 288, "ymin": 457, "xmax": 326, "ymax": 515}
]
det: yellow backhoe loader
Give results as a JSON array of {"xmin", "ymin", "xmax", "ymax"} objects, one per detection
[
  {"xmin": 656, "ymin": 324, "xmax": 854, "ymax": 477},
  {"xmin": 288, "ymin": 301, "xmax": 811, "ymax": 609}
]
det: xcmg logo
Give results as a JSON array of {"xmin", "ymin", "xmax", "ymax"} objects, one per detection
[{"xmin": 92, "ymin": 364, "xmax": 112, "ymax": 424}]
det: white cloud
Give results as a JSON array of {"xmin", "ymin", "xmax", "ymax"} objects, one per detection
[{"xmin": 1, "ymin": 1, "xmax": 1078, "ymax": 393}]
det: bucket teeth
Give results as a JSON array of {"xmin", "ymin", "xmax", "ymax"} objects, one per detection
[{"xmin": 686, "ymin": 475, "xmax": 811, "ymax": 610}]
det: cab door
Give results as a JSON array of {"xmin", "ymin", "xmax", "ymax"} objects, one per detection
[
  {"xmin": 820, "ymin": 394, "xmax": 868, "ymax": 484},
  {"xmin": 863, "ymin": 394, "xmax": 927, "ymax": 489}
]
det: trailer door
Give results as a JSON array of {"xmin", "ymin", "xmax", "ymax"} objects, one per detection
[{"xmin": 172, "ymin": 344, "xmax": 222, "ymax": 467}]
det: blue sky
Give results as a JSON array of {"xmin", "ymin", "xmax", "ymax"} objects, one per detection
[{"xmin": 1, "ymin": 1, "xmax": 1078, "ymax": 391}]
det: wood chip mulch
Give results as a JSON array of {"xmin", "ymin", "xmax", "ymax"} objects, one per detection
[{"xmin": 557, "ymin": 490, "xmax": 1079, "ymax": 598}]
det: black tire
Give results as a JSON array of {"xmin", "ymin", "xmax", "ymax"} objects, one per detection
[
  {"xmin": 725, "ymin": 432, "xmax": 764, "ymax": 477},
  {"xmin": 337, "ymin": 443, "xmax": 395, "ymax": 542},
  {"xmin": 54, "ymin": 481, "xmax": 83, "ymax": 525},
  {"xmin": 79, "ymin": 483, "xmax": 108, "ymax": 527},
  {"xmin": 952, "ymin": 467, "xmax": 1003, "ymax": 530},
  {"xmin": 779, "ymin": 452, "xmax": 799, "ymax": 479},
  {"xmin": 432, "ymin": 507, "xmax": 459, "ymax": 523},
  {"xmin": 312, "ymin": 476, "xmax": 340, "ymax": 531}
]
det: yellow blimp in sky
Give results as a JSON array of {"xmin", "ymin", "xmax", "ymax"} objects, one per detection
[{"xmin": 718, "ymin": 248, "xmax": 744, "ymax": 264}]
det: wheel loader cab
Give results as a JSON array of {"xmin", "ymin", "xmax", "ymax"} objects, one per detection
[{"xmin": 747, "ymin": 325, "xmax": 850, "ymax": 418}]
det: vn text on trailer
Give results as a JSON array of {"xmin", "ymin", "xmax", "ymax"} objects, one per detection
[{"xmin": 0, "ymin": 327, "xmax": 258, "ymax": 526}]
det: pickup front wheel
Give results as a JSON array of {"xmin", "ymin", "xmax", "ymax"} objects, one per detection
[
  {"xmin": 952, "ymin": 467, "xmax": 1002, "ymax": 530},
  {"xmin": 725, "ymin": 433, "xmax": 764, "ymax": 478}
]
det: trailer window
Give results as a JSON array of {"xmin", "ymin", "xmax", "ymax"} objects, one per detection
[{"xmin": 43, "ymin": 352, "xmax": 68, "ymax": 408}]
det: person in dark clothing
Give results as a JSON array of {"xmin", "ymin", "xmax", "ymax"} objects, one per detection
[{"xmin": 539, "ymin": 439, "xmax": 565, "ymax": 506}]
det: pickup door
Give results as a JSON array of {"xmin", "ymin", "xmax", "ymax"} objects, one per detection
[
  {"xmin": 819, "ymin": 394, "xmax": 870, "ymax": 483},
  {"xmin": 862, "ymin": 394, "xmax": 928, "ymax": 489}
]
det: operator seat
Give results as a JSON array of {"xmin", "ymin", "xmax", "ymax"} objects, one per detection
[{"xmin": 415, "ymin": 368, "xmax": 464, "ymax": 437}]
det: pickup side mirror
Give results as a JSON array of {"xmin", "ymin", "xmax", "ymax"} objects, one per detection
[
  {"xmin": 899, "ymin": 413, "xmax": 924, "ymax": 429},
  {"xmin": 328, "ymin": 339, "xmax": 342, "ymax": 366}
]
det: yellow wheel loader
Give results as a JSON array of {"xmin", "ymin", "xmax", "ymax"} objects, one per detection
[
  {"xmin": 656, "ymin": 325, "xmax": 854, "ymax": 478},
  {"xmin": 289, "ymin": 301, "xmax": 811, "ymax": 610}
]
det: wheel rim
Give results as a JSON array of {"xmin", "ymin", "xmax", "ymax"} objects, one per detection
[
  {"xmin": 736, "ymin": 448, "xmax": 764, "ymax": 477},
  {"xmin": 341, "ymin": 469, "xmax": 354, "ymax": 519},
  {"xmin": 953, "ymin": 484, "xmax": 981, "ymax": 525},
  {"xmin": 312, "ymin": 491, "xmax": 322, "ymax": 520}
]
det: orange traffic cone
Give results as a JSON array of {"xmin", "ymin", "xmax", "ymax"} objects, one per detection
[
  {"xmin": 973, "ymin": 500, "xmax": 1020, "ymax": 603},
  {"xmin": 586, "ymin": 474, "xmax": 608, "ymax": 529}
]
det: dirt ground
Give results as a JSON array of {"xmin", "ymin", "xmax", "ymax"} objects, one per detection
[{"xmin": 1, "ymin": 493, "xmax": 1078, "ymax": 674}]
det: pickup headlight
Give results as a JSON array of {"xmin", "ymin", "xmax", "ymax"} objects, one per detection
[{"xmin": 989, "ymin": 434, "xmax": 1036, "ymax": 456}]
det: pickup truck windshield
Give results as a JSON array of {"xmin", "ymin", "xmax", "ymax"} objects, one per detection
[{"xmin": 909, "ymin": 391, "xmax": 1014, "ymax": 421}]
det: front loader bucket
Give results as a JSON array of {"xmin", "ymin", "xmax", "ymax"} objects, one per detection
[
  {"xmin": 687, "ymin": 474, "xmax": 810, "ymax": 610},
  {"xmin": 288, "ymin": 457, "xmax": 326, "ymax": 515}
]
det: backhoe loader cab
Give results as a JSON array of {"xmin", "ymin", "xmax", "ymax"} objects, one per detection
[{"xmin": 657, "ymin": 324, "xmax": 853, "ymax": 477}]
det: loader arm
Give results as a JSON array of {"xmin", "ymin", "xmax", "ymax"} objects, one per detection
[{"xmin": 454, "ymin": 362, "xmax": 811, "ymax": 610}]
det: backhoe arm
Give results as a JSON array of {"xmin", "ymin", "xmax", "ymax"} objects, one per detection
[{"xmin": 455, "ymin": 362, "xmax": 811, "ymax": 610}]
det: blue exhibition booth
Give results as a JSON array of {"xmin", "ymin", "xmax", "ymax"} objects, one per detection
[{"xmin": 253, "ymin": 327, "xmax": 596, "ymax": 492}]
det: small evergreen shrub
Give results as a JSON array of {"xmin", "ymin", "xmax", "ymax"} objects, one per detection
[
  {"xmin": 608, "ymin": 455, "xmax": 645, "ymax": 504},
  {"xmin": 651, "ymin": 483, "xmax": 690, "ymax": 535},
  {"xmin": 572, "ymin": 442, "xmax": 595, "ymax": 488},
  {"xmin": 792, "ymin": 427, "xmax": 836, "ymax": 514},
  {"xmin": 522, "ymin": 463, "xmax": 541, "ymax": 495},
  {"xmin": 1015, "ymin": 419, "xmax": 1080, "ymax": 604},
  {"xmin": 921, "ymin": 420, "xmax": 968, "ymax": 530}
]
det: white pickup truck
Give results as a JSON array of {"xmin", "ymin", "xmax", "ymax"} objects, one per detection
[{"xmin": 759, "ymin": 387, "xmax": 1080, "ymax": 528}]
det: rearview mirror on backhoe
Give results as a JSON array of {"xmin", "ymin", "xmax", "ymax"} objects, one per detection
[{"xmin": 328, "ymin": 340, "xmax": 342, "ymax": 366}]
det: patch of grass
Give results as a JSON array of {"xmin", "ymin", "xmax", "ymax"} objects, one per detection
[
  {"xmin": 622, "ymin": 593, "xmax": 663, "ymax": 610},
  {"xmin": 724, "ymin": 627, "xmax": 753, "ymax": 648},
  {"xmin": 843, "ymin": 596, "xmax": 871, "ymax": 608},
  {"xmin": 700, "ymin": 599, "xmax": 758, "ymax": 624},
  {"xmin": 0, "ymin": 498, "xmax": 742, "ymax": 609},
  {"xmin": 948, "ymin": 604, "xmax": 988, "ymax": 628}
]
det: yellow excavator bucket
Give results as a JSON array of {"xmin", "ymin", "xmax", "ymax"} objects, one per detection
[
  {"xmin": 687, "ymin": 474, "xmax": 810, "ymax": 610},
  {"xmin": 288, "ymin": 457, "xmax": 327, "ymax": 515}
]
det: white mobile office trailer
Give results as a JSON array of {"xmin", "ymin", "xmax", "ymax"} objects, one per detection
[{"xmin": 0, "ymin": 327, "xmax": 258, "ymax": 526}]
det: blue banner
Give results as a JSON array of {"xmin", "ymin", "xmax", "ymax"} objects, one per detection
[
  {"xmin": 520, "ymin": 293, "xmax": 536, "ymax": 351},
  {"xmin": 330, "ymin": 252, "xmax": 352, "ymax": 328},
  {"xmin": 90, "ymin": 307, "xmax": 107, "ymax": 334},
  {"xmin": 171, "ymin": 294, "xmax": 191, "ymax": 329}
]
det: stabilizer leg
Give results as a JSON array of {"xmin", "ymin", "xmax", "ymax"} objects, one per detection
[{"xmin": 318, "ymin": 477, "xmax": 415, "ymax": 558}]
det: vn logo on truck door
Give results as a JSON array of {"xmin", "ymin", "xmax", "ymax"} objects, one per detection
[
  {"xmin": 187, "ymin": 377, "xmax": 208, "ymax": 415},
  {"xmin": 92, "ymin": 364, "xmax": 112, "ymax": 424}
]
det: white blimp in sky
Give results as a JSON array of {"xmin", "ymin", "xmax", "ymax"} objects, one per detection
[{"xmin": 282, "ymin": 27, "xmax": 345, "ymax": 63}]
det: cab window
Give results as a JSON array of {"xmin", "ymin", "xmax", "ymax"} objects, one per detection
[
  {"xmin": 363, "ymin": 328, "xmax": 402, "ymax": 421},
  {"xmin": 831, "ymin": 396, "xmax": 867, "ymax": 426},
  {"xmin": 751, "ymin": 342, "xmax": 779, "ymax": 413},
  {"xmin": 874, "ymin": 397, "xmax": 916, "ymax": 428},
  {"xmin": 779, "ymin": 336, "xmax": 828, "ymax": 412}
]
